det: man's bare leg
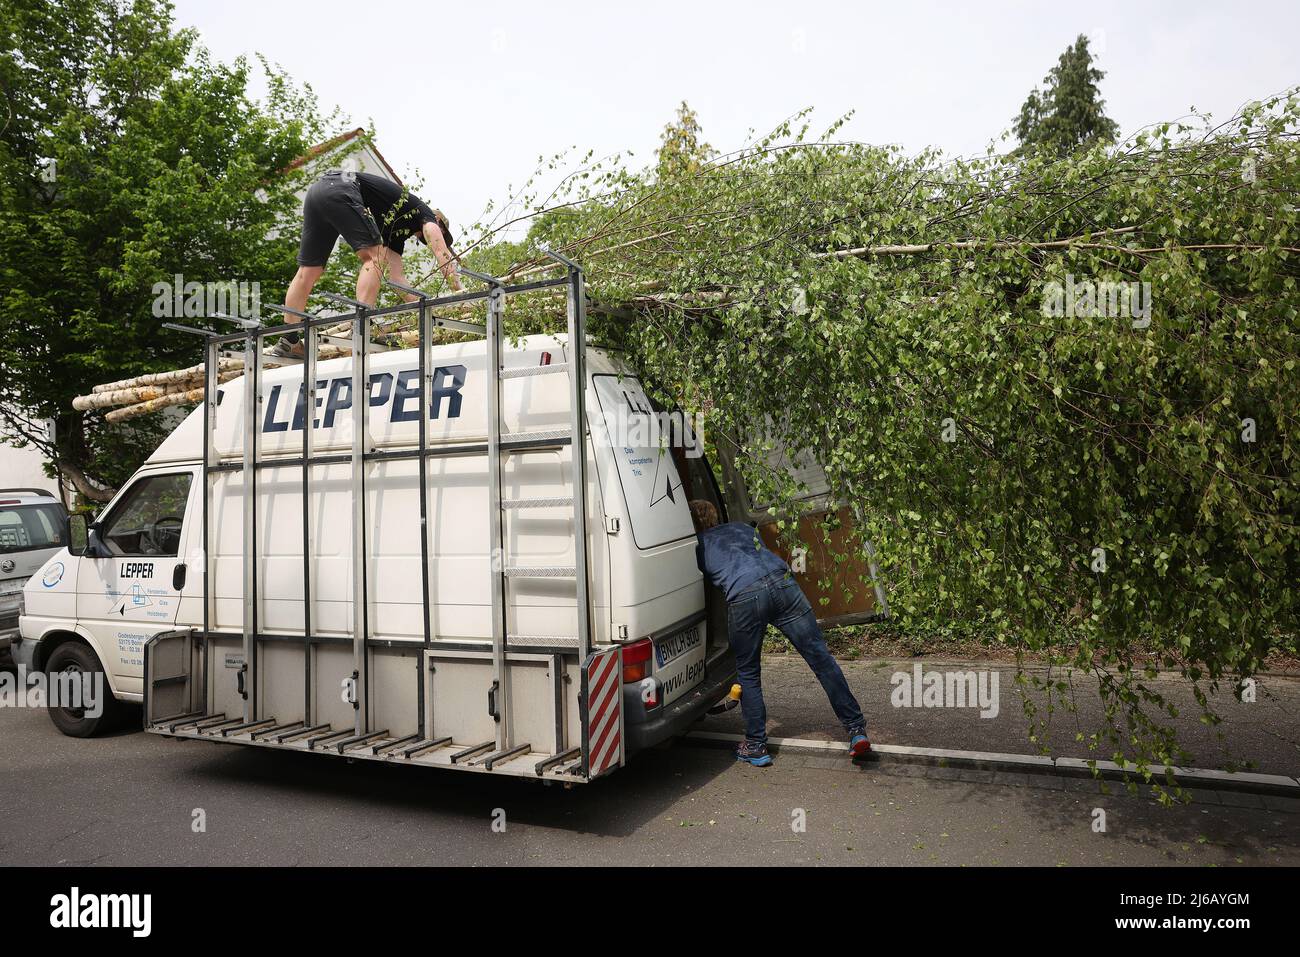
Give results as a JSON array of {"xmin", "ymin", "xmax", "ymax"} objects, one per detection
[
  {"xmin": 422, "ymin": 222, "xmax": 464, "ymax": 292},
  {"xmin": 285, "ymin": 265, "xmax": 324, "ymax": 314},
  {"xmin": 380, "ymin": 248, "xmax": 421, "ymax": 303},
  {"xmin": 354, "ymin": 245, "xmax": 385, "ymax": 306},
  {"xmin": 270, "ymin": 265, "xmax": 326, "ymax": 358}
]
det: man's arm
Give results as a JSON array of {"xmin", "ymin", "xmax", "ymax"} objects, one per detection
[{"xmin": 422, "ymin": 221, "xmax": 464, "ymax": 292}]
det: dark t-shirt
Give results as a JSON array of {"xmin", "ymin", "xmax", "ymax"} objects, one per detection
[{"xmin": 356, "ymin": 172, "xmax": 437, "ymax": 254}]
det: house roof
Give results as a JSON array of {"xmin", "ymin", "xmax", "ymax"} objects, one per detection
[{"xmin": 283, "ymin": 127, "xmax": 402, "ymax": 184}]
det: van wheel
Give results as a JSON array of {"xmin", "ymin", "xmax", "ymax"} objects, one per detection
[{"xmin": 45, "ymin": 643, "xmax": 119, "ymax": 738}]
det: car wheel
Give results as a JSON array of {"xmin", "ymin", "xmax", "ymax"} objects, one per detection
[{"xmin": 45, "ymin": 642, "xmax": 119, "ymax": 737}]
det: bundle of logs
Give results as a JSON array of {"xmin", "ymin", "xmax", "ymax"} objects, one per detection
[
  {"xmin": 73, "ymin": 358, "xmax": 246, "ymax": 424},
  {"xmin": 70, "ymin": 309, "xmax": 479, "ymax": 423}
]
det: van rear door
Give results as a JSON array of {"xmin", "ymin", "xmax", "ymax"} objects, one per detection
[
  {"xmin": 78, "ymin": 469, "xmax": 196, "ymax": 684},
  {"xmin": 590, "ymin": 372, "xmax": 707, "ymax": 706}
]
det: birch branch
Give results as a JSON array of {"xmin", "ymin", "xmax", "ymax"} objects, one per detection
[
  {"xmin": 91, "ymin": 358, "xmax": 243, "ymax": 393},
  {"xmin": 75, "ymin": 381, "xmax": 202, "ymax": 411},
  {"xmin": 75, "ymin": 371, "xmax": 243, "ymax": 411},
  {"xmin": 812, "ymin": 225, "xmax": 1143, "ymax": 260},
  {"xmin": 104, "ymin": 384, "xmax": 211, "ymax": 423}
]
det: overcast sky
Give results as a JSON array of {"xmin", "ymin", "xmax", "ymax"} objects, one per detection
[{"xmin": 173, "ymin": 0, "xmax": 1299, "ymax": 236}]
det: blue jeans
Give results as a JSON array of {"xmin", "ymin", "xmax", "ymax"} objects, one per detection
[{"xmin": 726, "ymin": 572, "xmax": 866, "ymax": 744}]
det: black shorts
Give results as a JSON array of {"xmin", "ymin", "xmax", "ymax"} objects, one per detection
[{"xmin": 297, "ymin": 171, "xmax": 384, "ymax": 267}]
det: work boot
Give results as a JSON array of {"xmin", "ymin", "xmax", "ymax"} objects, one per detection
[{"xmin": 735, "ymin": 739, "xmax": 773, "ymax": 767}]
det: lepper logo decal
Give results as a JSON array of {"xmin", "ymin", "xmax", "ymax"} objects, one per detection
[{"xmin": 111, "ymin": 584, "xmax": 153, "ymax": 616}]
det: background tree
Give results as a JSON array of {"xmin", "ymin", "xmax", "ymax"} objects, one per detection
[
  {"xmin": 1014, "ymin": 34, "xmax": 1119, "ymax": 158},
  {"xmin": 0, "ymin": 0, "xmax": 337, "ymax": 500},
  {"xmin": 656, "ymin": 101, "xmax": 713, "ymax": 180}
]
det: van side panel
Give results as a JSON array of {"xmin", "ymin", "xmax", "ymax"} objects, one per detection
[{"xmin": 209, "ymin": 440, "xmax": 608, "ymax": 647}]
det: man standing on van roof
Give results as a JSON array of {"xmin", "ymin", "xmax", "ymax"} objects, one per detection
[
  {"xmin": 272, "ymin": 170, "xmax": 464, "ymax": 358},
  {"xmin": 690, "ymin": 500, "xmax": 871, "ymax": 767}
]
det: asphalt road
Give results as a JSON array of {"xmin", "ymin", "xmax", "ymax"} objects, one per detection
[{"xmin": 1, "ymin": 702, "xmax": 1297, "ymax": 866}]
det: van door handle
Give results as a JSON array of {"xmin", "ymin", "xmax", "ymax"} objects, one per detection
[
  {"xmin": 173, "ymin": 564, "xmax": 187, "ymax": 591},
  {"xmin": 487, "ymin": 680, "xmax": 500, "ymax": 722},
  {"xmin": 236, "ymin": 664, "xmax": 247, "ymax": 699}
]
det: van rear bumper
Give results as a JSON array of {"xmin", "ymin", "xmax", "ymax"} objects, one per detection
[{"xmin": 624, "ymin": 648, "xmax": 737, "ymax": 753}]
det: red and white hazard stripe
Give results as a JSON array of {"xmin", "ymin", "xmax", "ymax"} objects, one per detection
[{"xmin": 584, "ymin": 647, "xmax": 623, "ymax": 778}]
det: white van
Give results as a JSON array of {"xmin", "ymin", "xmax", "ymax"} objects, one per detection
[{"xmin": 18, "ymin": 278, "xmax": 736, "ymax": 780}]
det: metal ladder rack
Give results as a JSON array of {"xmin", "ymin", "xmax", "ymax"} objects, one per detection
[
  {"xmin": 464, "ymin": 253, "xmax": 593, "ymax": 764},
  {"xmin": 155, "ymin": 251, "xmax": 610, "ymax": 780}
]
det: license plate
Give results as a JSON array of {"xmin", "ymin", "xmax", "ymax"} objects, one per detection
[
  {"xmin": 654, "ymin": 624, "xmax": 706, "ymax": 706},
  {"xmin": 655, "ymin": 625, "xmax": 702, "ymax": 667}
]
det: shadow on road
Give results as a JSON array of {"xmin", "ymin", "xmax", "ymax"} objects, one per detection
[{"xmin": 177, "ymin": 733, "xmax": 731, "ymax": 839}]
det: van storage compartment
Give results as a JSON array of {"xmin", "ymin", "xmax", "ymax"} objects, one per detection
[
  {"xmin": 143, "ymin": 629, "xmax": 205, "ymax": 728},
  {"xmin": 147, "ymin": 632, "xmax": 593, "ymax": 779}
]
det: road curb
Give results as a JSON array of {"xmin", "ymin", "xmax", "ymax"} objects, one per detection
[{"xmin": 684, "ymin": 730, "xmax": 1300, "ymax": 797}]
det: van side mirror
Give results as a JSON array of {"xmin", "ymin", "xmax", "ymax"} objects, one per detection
[
  {"xmin": 67, "ymin": 515, "xmax": 109, "ymax": 558},
  {"xmin": 67, "ymin": 514, "xmax": 89, "ymax": 556}
]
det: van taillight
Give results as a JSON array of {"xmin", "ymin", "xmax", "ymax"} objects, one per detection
[
  {"xmin": 540, "ymin": 351, "xmax": 552, "ymax": 366},
  {"xmin": 622, "ymin": 637, "xmax": 652, "ymax": 683}
]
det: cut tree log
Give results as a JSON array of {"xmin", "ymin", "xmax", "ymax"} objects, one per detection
[
  {"xmin": 75, "ymin": 371, "xmax": 242, "ymax": 413},
  {"xmin": 75, "ymin": 382, "xmax": 202, "ymax": 411},
  {"xmin": 91, "ymin": 358, "xmax": 243, "ymax": 393},
  {"xmin": 104, "ymin": 384, "xmax": 210, "ymax": 424}
]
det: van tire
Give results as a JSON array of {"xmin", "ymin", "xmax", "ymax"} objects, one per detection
[{"xmin": 45, "ymin": 642, "xmax": 121, "ymax": 738}]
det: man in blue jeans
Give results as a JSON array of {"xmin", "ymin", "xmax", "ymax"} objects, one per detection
[{"xmin": 690, "ymin": 500, "xmax": 871, "ymax": 767}]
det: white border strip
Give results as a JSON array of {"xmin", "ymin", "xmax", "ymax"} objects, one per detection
[{"xmin": 685, "ymin": 730, "xmax": 1300, "ymax": 791}]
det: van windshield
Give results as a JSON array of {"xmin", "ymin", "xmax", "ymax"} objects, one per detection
[{"xmin": 0, "ymin": 503, "xmax": 66, "ymax": 554}]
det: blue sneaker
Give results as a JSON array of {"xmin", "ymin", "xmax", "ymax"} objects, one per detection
[
  {"xmin": 849, "ymin": 732, "xmax": 872, "ymax": 759},
  {"xmin": 735, "ymin": 740, "xmax": 773, "ymax": 767}
]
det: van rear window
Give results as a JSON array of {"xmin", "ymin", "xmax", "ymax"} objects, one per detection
[
  {"xmin": 0, "ymin": 504, "xmax": 65, "ymax": 554},
  {"xmin": 593, "ymin": 374, "xmax": 697, "ymax": 550}
]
